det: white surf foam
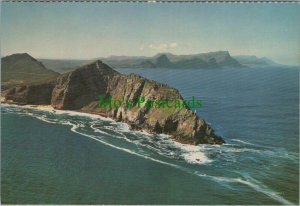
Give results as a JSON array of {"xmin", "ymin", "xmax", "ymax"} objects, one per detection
[
  {"xmin": 181, "ymin": 151, "xmax": 212, "ymax": 164},
  {"xmin": 50, "ymin": 109, "xmax": 113, "ymax": 122},
  {"xmin": 238, "ymin": 175, "xmax": 294, "ymax": 205},
  {"xmin": 68, "ymin": 121, "xmax": 181, "ymax": 168},
  {"xmin": 3, "ymin": 103, "xmax": 113, "ymax": 122},
  {"xmin": 221, "ymin": 147, "xmax": 261, "ymax": 154},
  {"xmin": 56, "ymin": 118, "xmax": 298, "ymax": 205},
  {"xmin": 230, "ymin": 139, "xmax": 275, "ymax": 150},
  {"xmin": 193, "ymin": 171, "xmax": 294, "ymax": 205},
  {"xmin": 3, "ymin": 104, "xmax": 295, "ymax": 205},
  {"xmin": 90, "ymin": 124, "xmax": 111, "ymax": 136},
  {"xmin": 231, "ymin": 138, "xmax": 256, "ymax": 145},
  {"xmin": 172, "ymin": 143, "xmax": 213, "ymax": 164}
]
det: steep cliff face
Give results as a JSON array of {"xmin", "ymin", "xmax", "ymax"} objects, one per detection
[
  {"xmin": 4, "ymin": 81, "xmax": 56, "ymax": 105},
  {"xmin": 3, "ymin": 60, "xmax": 224, "ymax": 145},
  {"xmin": 51, "ymin": 60, "xmax": 118, "ymax": 110},
  {"xmin": 50, "ymin": 60, "xmax": 224, "ymax": 145}
]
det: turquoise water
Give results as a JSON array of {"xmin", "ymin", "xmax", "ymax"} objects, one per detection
[{"xmin": 1, "ymin": 67, "xmax": 299, "ymax": 204}]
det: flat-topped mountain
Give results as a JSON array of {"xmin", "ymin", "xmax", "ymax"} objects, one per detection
[
  {"xmin": 3, "ymin": 59, "xmax": 225, "ymax": 145},
  {"xmin": 2, "ymin": 53, "xmax": 59, "ymax": 88}
]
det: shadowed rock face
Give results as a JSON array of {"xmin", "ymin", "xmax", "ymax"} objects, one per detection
[
  {"xmin": 51, "ymin": 60, "xmax": 118, "ymax": 110},
  {"xmin": 4, "ymin": 81, "xmax": 56, "ymax": 105},
  {"xmin": 4, "ymin": 60, "xmax": 225, "ymax": 145}
]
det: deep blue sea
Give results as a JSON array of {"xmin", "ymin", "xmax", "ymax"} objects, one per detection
[{"xmin": 1, "ymin": 67, "xmax": 299, "ymax": 204}]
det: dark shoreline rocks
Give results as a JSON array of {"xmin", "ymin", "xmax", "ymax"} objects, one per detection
[
  {"xmin": 3, "ymin": 81, "xmax": 56, "ymax": 105},
  {"xmin": 3, "ymin": 60, "xmax": 225, "ymax": 145}
]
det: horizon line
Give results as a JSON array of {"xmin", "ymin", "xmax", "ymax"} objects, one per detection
[{"xmin": 2, "ymin": 50, "xmax": 273, "ymax": 61}]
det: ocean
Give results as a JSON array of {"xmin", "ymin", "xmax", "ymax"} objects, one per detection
[{"xmin": 1, "ymin": 66, "xmax": 299, "ymax": 204}]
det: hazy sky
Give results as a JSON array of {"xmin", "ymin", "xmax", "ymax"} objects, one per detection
[{"xmin": 1, "ymin": 3, "xmax": 300, "ymax": 65}]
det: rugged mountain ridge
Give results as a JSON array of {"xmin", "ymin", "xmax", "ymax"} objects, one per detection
[
  {"xmin": 38, "ymin": 51, "xmax": 243, "ymax": 73},
  {"xmin": 103, "ymin": 51, "xmax": 243, "ymax": 69},
  {"xmin": 3, "ymin": 60, "xmax": 225, "ymax": 145}
]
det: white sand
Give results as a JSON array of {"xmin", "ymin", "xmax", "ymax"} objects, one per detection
[{"xmin": 35, "ymin": 105, "xmax": 54, "ymax": 111}]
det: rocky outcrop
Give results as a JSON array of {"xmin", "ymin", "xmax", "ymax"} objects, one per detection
[
  {"xmin": 51, "ymin": 61, "xmax": 118, "ymax": 110},
  {"xmin": 3, "ymin": 60, "xmax": 225, "ymax": 145},
  {"xmin": 4, "ymin": 81, "xmax": 56, "ymax": 105}
]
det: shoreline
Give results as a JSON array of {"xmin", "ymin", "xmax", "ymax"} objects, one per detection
[
  {"xmin": 1, "ymin": 100, "xmax": 114, "ymax": 121},
  {"xmin": 0, "ymin": 100, "xmax": 160, "ymax": 138},
  {"xmin": 1, "ymin": 100, "xmax": 224, "ymax": 164},
  {"xmin": 1, "ymin": 97, "xmax": 224, "ymax": 145},
  {"xmin": 1, "ymin": 100, "xmax": 207, "ymax": 146}
]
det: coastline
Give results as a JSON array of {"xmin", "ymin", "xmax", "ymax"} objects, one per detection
[
  {"xmin": 1, "ymin": 67, "xmax": 299, "ymax": 205},
  {"xmin": 1, "ymin": 99, "xmax": 114, "ymax": 121},
  {"xmin": 1, "ymin": 59, "xmax": 225, "ymax": 145},
  {"xmin": 1, "ymin": 100, "xmax": 220, "ymax": 166},
  {"xmin": 0, "ymin": 99, "xmax": 219, "ymax": 146},
  {"xmin": 0, "ymin": 99, "xmax": 161, "ymax": 138}
]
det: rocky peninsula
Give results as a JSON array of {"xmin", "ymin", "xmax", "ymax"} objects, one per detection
[{"xmin": 2, "ymin": 60, "xmax": 225, "ymax": 145}]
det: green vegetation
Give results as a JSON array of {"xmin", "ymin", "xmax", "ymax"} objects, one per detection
[{"xmin": 2, "ymin": 53, "xmax": 59, "ymax": 86}]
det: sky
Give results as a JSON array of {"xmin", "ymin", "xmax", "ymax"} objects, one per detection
[{"xmin": 1, "ymin": 2, "xmax": 300, "ymax": 65}]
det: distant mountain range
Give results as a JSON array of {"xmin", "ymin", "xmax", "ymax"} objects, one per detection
[
  {"xmin": 1, "ymin": 52, "xmax": 286, "ymax": 82},
  {"xmin": 38, "ymin": 51, "xmax": 246, "ymax": 73},
  {"xmin": 38, "ymin": 51, "xmax": 286, "ymax": 74},
  {"xmin": 233, "ymin": 55, "xmax": 280, "ymax": 67},
  {"xmin": 102, "ymin": 51, "xmax": 245, "ymax": 69}
]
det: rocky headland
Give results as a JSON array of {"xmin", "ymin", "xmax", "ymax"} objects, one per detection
[{"xmin": 2, "ymin": 59, "xmax": 225, "ymax": 145}]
